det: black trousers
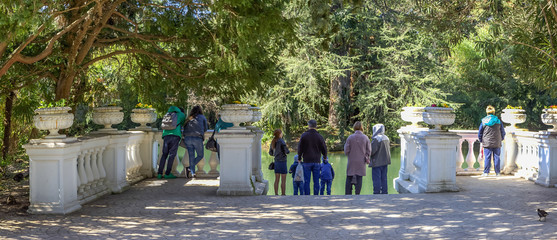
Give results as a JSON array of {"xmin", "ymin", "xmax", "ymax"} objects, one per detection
[
  {"xmin": 345, "ymin": 175, "xmax": 363, "ymax": 195},
  {"xmin": 158, "ymin": 135, "xmax": 180, "ymax": 175}
]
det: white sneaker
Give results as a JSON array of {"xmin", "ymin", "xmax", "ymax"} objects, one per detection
[
  {"xmin": 481, "ymin": 173, "xmax": 488, "ymax": 177},
  {"xmin": 496, "ymin": 173, "xmax": 501, "ymax": 177}
]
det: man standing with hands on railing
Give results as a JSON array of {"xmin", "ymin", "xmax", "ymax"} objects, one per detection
[{"xmin": 478, "ymin": 105, "xmax": 506, "ymax": 177}]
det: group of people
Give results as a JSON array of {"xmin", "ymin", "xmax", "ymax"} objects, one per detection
[
  {"xmin": 157, "ymin": 105, "xmax": 208, "ymax": 179},
  {"xmin": 157, "ymin": 104, "xmax": 505, "ymax": 194},
  {"xmin": 269, "ymin": 119, "xmax": 392, "ymax": 195}
]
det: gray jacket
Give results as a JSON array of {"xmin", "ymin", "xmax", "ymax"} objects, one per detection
[
  {"xmin": 269, "ymin": 138, "xmax": 289, "ymax": 162},
  {"xmin": 369, "ymin": 124, "xmax": 391, "ymax": 168},
  {"xmin": 478, "ymin": 115, "xmax": 506, "ymax": 148}
]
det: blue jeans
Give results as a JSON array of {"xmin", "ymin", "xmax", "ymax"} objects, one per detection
[
  {"xmin": 320, "ymin": 179, "xmax": 332, "ymax": 195},
  {"xmin": 484, "ymin": 148, "xmax": 501, "ymax": 174},
  {"xmin": 303, "ymin": 162, "xmax": 321, "ymax": 195},
  {"xmin": 158, "ymin": 135, "xmax": 180, "ymax": 175},
  {"xmin": 372, "ymin": 166, "xmax": 388, "ymax": 194},
  {"xmin": 184, "ymin": 136, "xmax": 204, "ymax": 174},
  {"xmin": 293, "ymin": 181, "xmax": 304, "ymax": 195}
]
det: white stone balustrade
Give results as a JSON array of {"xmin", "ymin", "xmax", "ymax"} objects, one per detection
[{"xmin": 24, "ymin": 130, "xmax": 159, "ymax": 214}]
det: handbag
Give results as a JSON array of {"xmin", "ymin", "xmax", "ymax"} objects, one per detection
[
  {"xmin": 205, "ymin": 130, "xmax": 218, "ymax": 152},
  {"xmin": 268, "ymin": 161, "xmax": 275, "ymax": 170}
]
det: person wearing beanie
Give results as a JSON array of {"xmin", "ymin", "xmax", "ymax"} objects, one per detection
[
  {"xmin": 478, "ymin": 105, "xmax": 506, "ymax": 177},
  {"xmin": 319, "ymin": 157, "xmax": 335, "ymax": 195},
  {"xmin": 297, "ymin": 119, "xmax": 328, "ymax": 195}
]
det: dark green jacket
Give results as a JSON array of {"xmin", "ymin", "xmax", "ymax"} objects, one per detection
[{"xmin": 162, "ymin": 106, "xmax": 186, "ymax": 138}]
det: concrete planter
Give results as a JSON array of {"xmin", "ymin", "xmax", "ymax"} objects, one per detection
[{"xmin": 33, "ymin": 107, "xmax": 74, "ymax": 138}]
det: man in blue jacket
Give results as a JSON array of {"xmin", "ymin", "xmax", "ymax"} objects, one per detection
[
  {"xmin": 478, "ymin": 105, "xmax": 506, "ymax": 177},
  {"xmin": 297, "ymin": 119, "xmax": 328, "ymax": 195},
  {"xmin": 158, "ymin": 106, "xmax": 186, "ymax": 179}
]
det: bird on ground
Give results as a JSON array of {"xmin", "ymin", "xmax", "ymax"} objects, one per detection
[{"xmin": 537, "ymin": 208, "xmax": 549, "ymax": 222}]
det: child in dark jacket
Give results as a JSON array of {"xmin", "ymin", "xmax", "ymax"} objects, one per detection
[
  {"xmin": 319, "ymin": 158, "xmax": 334, "ymax": 195},
  {"xmin": 289, "ymin": 155, "xmax": 304, "ymax": 195}
]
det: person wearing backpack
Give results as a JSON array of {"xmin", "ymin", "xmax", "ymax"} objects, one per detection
[
  {"xmin": 183, "ymin": 105, "xmax": 208, "ymax": 178},
  {"xmin": 289, "ymin": 155, "xmax": 304, "ymax": 195},
  {"xmin": 157, "ymin": 106, "xmax": 186, "ymax": 179}
]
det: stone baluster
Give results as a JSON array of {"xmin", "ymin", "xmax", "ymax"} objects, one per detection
[
  {"xmin": 77, "ymin": 153, "xmax": 87, "ymax": 196},
  {"xmin": 180, "ymin": 149, "xmax": 189, "ymax": 177},
  {"xmin": 97, "ymin": 147, "xmax": 107, "ymax": 185},
  {"xmin": 84, "ymin": 151, "xmax": 95, "ymax": 194},
  {"xmin": 456, "ymin": 139, "xmax": 465, "ymax": 171},
  {"xmin": 207, "ymin": 151, "xmax": 219, "ymax": 177},
  {"xmin": 196, "ymin": 154, "xmax": 207, "ymax": 176},
  {"xmin": 465, "ymin": 138, "xmax": 477, "ymax": 171},
  {"xmin": 90, "ymin": 149, "xmax": 101, "ymax": 190}
]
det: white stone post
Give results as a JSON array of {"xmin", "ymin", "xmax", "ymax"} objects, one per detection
[
  {"xmin": 248, "ymin": 127, "xmax": 265, "ymax": 182},
  {"xmin": 398, "ymin": 130, "xmax": 461, "ymax": 193},
  {"xmin": 216, "ymin": 129, "xmax": 255, "ymax": 195},
  {"xmin": 395, "ymin": 127, "xmax": 426, "ymax": 180},
  {"xmin": 502, "ymin": 128, "xmax": 519, "ymax": 174},
  {"xmin": 102, "ymin": 133, "xmax": 130, "ymax": 193},
  {"xmin": 136, "ymin": 130, "xmax": 157, "ymax": 178},
  {"xmin": 535, "ymin": 131, "xmax": 557, "ymax": 187},
  {"xmin": 23, "ymin": 140, "xmax": 82, "ymax": 214}
]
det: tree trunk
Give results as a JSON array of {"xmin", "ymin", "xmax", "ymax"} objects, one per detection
[
  {"xmin": 55, "ymin": 70, "xmax": 77, "ymax": 100},
  {"xmin": 2, "ymin": 91, "xmax": 15, "ymax": 159}
]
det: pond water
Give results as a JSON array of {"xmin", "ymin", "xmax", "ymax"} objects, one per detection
[
  {"xmin": 176, "ymin": 146, "xmax": 401, "ymax": 195},
  {"xmin": 262, "ymin": 147, "xmax": 401, "ymax": 195}
]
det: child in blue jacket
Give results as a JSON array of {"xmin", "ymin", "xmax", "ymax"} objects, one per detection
[
  {"xmin": 320, "ymin": 157, "xmax": 334, "ymax": 195},
  {"xmin": 289, "ymin": 155, "xmax": 304, "ymax": 195}
]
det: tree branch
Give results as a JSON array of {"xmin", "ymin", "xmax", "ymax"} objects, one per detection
[
  {"xmin": 511, "ymin": 40, "xmax": 557, "ymax": 65},
  {"xmin": 113, "ymin": 11, "xmax": 139, "ymax": 33},
  {"xmin": 0, "ymin": 13, "xmax": 86, "ymax": 77}
]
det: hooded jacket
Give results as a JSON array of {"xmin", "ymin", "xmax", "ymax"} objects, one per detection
[
  {"xmin": 478, "ymin": 114, "xmax": 506, "ymax": 148},
  {"xmin": 162, "ymin": 106, "xmax": 186, "ymax": 138},
  {"xmin": 369, "ymin": 124, "xmax": 391, "ymax": 168},
  {"xmin": 320, "ymin": 159, "xmax": 335, "ymax": 180}
]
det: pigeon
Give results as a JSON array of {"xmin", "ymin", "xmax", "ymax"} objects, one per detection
[{"xmin": 537, "ymin": 208, "xmax": 549, "ymax": 222}]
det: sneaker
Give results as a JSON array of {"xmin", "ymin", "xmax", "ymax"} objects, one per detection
[
  {"xmin": 496, "ymin": 173, "xmax": 501, "ymax": 177},
  {"xmin": 164, "ymin": 173, "xmax": 177, "ymax": 179},
  {"xmin": 157, "ymin": 174, "xmax": 163, "ymax": 179},
  {"xmin": 481, "ymin": 173, "xmax": 488, "ymax": 177}
]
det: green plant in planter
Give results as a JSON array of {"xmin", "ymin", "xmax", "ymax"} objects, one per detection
[{"xmin": 39, "ymin": 99, "xmax": 67, "ymax": 108}]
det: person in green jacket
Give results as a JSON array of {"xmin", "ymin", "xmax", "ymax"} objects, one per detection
[{"xmin": 157, "ymin": 106, "xmax": 186, "ymax": 179}]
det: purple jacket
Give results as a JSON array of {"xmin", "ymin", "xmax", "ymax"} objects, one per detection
[{"xmin": 344, "ymin": 131, "xmax": 371, "ymax": 176}]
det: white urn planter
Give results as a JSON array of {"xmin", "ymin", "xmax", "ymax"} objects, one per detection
[
  {"xmin": 248, "ymin": 106, "xmax": 262, "ymax": 125},
  {"xmin": 541, "ymin": 108, "xmax": 557, "ymax": 131},
  {"xmin": 92, "ymin": 106, "xmax": 124, "ymax": 131},
  {"xmin": 33, "ymin": 107, "xmax": 74, "ymax": 138},
  {"xmin": 131, "ymin": 108, "xmax": 157, "ymax": 129},
  {"xmin": 501, "ymin": 108, "xmax": 526, "ymax": 129},
  {"xmin": 423, "ymin": 107, "xmax": 455, "ymax": 131},
  {"xmin": 401, "ymin": 107, "xmax": 426, "ymax": 127},
  {"xmin": 220, "ymin": 104, "xmax": 253, "ymax": 129}
]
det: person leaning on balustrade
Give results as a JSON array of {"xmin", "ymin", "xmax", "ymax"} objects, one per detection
[
  {"xmin": 478, "ymin": 105, "xmax": 506, "ymax": 177},
  {"xmin": 344, "ymin": 121, "xmax": 371, "ymax": 195}
]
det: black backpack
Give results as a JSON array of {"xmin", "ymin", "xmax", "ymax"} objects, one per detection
[{"xmin": 161, "ymin": 112, "xmax": 178, "ymax": 130}]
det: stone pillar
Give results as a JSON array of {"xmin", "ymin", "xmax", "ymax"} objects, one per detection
[
  {"xmin": 135, "ymin": 129, "xmax": 158, "ymax": 178},
  {"xmin": 103, "ymin": 133, "xmax": 130, "ymax": 193},
  {"xmin": 502, "ymin": 128, "xmax": 520, "ymax": 174},
  {"xmin": 535, "ymin": 131, "xmax": 557, "ymax": 187},
  {"xmin": 23, "ymin": 139, "xmax": 82, "ymax": 214},
  {"xmin": 396, "ymin": 126, "xmax": 427, "ymax": 181},
  {"xmin": 397, "ymin": 130, "xmax": 461, "ymax": 193},
  {"xmin": 216, "ymin": 129, "xmax": 255, "ymax": 195}
]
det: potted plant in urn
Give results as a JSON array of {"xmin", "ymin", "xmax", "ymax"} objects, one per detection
[
  {"xmin": 501, "ymin": 105, "xmax": 526, "ymax": 130},
  {"xmin": 131, "ymin": 103, "xmax": 157, "ymax": 130},
  {"xmin": 220, "ymin": 101, "xmax": 253, "ymax": 129},
  {"xmin": 541, "ymin": 105, "xmax": 557, "ymax": 131},
  {"xmin": 401, "ymin": 105, "xmax": 426, "ymax": 127},
  {"xmin": 92, "ymin": 100, "xmax": 124, "ymax": 131},
  {"xmin": 423, "ymin": 103, "xmax": 455, "ymax": 131},
  {"xmin": 33, "ymin": 99, "xmax": 74, "ymax": 138}
]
